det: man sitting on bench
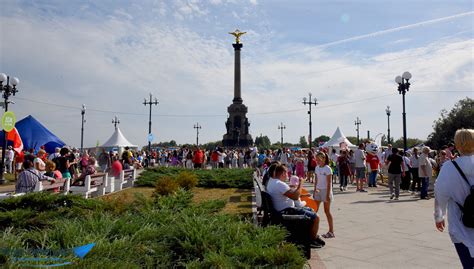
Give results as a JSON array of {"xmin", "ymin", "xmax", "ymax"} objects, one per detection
[
  {"xmin": 16, "ymin": 155, "xmax": 54, "ymax": 193},
  {"xmin": 266, "ymin": 164, "xmax": 325, "ymax": 248}
]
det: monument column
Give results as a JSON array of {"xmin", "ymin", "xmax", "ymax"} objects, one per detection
[
  {"xmin": 222, "ymin": 29, "xmax": 253, "ymax": 147},
  {"xmin": 233, "ymin": 43, "xmax": 243, "ymax": 104}
]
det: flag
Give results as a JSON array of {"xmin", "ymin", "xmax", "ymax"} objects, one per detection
[{"xmin": 6, "ymin": 127, "xmax": 23, "ymax": 154}]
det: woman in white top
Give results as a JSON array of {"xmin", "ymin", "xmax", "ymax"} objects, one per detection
[
  {"xmin": 313, "ymin": 151, "xmax": 335, "ymax": 238},
  {"xmin": 434, "ymin": 129, "xmax": 474, "ymax": 268},
  {"xmin": 410, "ymin": 148, "xmax": 421, "ymax": 194}
]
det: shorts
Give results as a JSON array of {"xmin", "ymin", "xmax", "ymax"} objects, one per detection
[
  {"xmin": 280, "ymin": 207, "xmax": 317, "ymax": 221},
  {"xmin": 355, "ymin": 167, "xmax": 366, "ymax": 179},
  {"xmin": 313, "ymin": 188, "xmax": 333, "ymax": 202}
]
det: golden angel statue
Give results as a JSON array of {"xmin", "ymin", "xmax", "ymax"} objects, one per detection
[{"xmin": 229, "ymin": 29, "xmax": 247, "ymax": 44}]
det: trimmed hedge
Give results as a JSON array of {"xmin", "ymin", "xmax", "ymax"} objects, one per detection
[
  {"xmin": 0, "ymin": 192, "xmax": 305, "ymax": 268},
  {"xmin": 136, "ymin": 167, "xmax": 254, "ymax": 189}
]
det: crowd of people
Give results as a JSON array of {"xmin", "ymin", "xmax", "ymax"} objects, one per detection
[
  {"xmin": 13, "ymin": 146, "xmax": 140, "ymax": 193},
  {"xmin": 259, "ymin": 129, "xmax": 473, "ymax": 267},
  {"xmin": 6, "ymin": 129, "xmax": 473, "ymax": 267}
]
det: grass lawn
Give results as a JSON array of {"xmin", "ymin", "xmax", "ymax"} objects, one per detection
[{"xmin": 100, "ymin": 186, "xmax": 253, "ymax": 215}]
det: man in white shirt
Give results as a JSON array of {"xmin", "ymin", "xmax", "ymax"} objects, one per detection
[
  {"xmin": 5, "ymin": 146, "xmax": 14, "ymax": 173},
  {"xmin": 48, "ymin": 147, "xmax": 61, "ymax": 161},
  {"xmin": 266, "ymin": 164, "xmax": 323, "ymax": 247},
  {"xmin": 419, "ymin": 146, "xmax": 432, "ymax": 200}
]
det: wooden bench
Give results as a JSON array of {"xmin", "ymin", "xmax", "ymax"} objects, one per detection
[
  {"xmin": 34, "ymin": 178, "xmax": 70, "ymax": 194},
  {"xmin": 114, "ymin": 169, "xmax": 136, "ymax": 191},
  {"xmin": 70, "ymin": 173, "xmax": 108, "ymax": 198},
  {"xmin": 254, "ymin": 177, "xmax": 313, "ymax": 259},
  {"xmin": 0, "ymin": 178, "xmax": 70, "ymax": 200}
]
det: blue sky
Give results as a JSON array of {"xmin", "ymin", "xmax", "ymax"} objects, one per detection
[{"xmin": 1, "ymin": 0, "xmax": 473, "ymax": 148}]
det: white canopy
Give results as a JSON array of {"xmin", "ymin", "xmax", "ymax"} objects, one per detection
[
  {"xmin": 322, "ymin": 127, "xmax": 356, "ymax": 149},
  {"xmin": 101, "ymin": 127, "xmax": 137, "ymax": 148}
]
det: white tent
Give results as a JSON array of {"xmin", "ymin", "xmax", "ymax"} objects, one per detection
[
  {"xmin": 322, "ymin": 127, "xmax": 357, "ymax": 149},
  {"xmin": 101, "ymin": 127, "xmax": 137, "ymax": 151}
]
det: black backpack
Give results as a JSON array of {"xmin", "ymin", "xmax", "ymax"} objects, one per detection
[{"xmin": 452, "ymin": 161, "xmax": 474, "ymax": 228}]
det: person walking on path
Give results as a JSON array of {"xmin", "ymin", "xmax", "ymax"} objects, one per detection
[
  {"xmin": 410, "ymin": 148, "xmax": 421, "ymax": 194},
  {"xmin": 419, "ymin": 146, "xmax": 433, "ymax": 200},
  {"xmin": 386, "ymin": 148, "xmax": 405, "ymax": 200},
  {"xmin": 434, "ymin": 129, "xmax": 474, "ymax": 268},
  {"xmin": 354, "ymin": 144, "xmax": 367, "ymax": 191},
  {"xmin": 400, "ymin": 151, "xmax": 412, "ymax": 191},
  {"xmin": 337, "ymin": 150, "xmax": 352, "ymax": 192},
  {"xmin": 313, "ymin": 152, "xmax": 335, "ymax": 239}
]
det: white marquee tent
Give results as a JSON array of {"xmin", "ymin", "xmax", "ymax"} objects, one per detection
[
  {"xmin": 322, "ymin": 127, "xmax": 357, "ymax": 149},
  {"xmin": 101, "ymin": 127, "xmax": 137, "ymax": 153}
]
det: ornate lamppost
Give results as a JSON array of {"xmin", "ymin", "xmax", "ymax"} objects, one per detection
[
  {"xmin": 385, "ymin": 106, "xmax": 391, "ymax": 145},
  {"xmin": 80, "ymin": 104, "xmax": 86, "ymax": 153},
  {"xmin": 0, "ymin": 73, "xmax": 19, "ymax": 184},
  {"xmin": 395, "ymin": 71, "xmax": 412, "ymax": 151}
]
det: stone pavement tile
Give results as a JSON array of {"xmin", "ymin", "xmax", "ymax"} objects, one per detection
[
  {"xmin": 320, "ymin": 255, "xmax": 416, "ymax": 269},
  {"xmin": 396, "ymin": 248, "xmax": 461, "ymax": 268}
]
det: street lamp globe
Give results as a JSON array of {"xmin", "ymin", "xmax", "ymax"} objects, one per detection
[
  {"xmin": 11, "ymin": 77, "xmax": 19, "ymax": 86},
  {"xmin": 402, "ymin": 71, "xmax": 412, "ymax": 80},
  {"xmin": 303, "ymin": 97, "xmax": 307, "ymax": 103},
  {"xmin": 395, "ymin": 76, "xmax": 403, "ymax": 84},
  {"xmin": 385, "ymin": 105, "xmax": 391, "ymax": 115},
  {"xmin": 0, "ymin": 73, "xmax": 7, "ymax": 82}
]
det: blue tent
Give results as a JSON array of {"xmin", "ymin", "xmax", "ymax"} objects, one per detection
[{"xmin": 0, "ymin": 115, "xmax": 65, "ymax": 153}]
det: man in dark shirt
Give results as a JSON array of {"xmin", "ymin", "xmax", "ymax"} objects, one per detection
[{"xmin": 385, "ymin": 148, "xmax": 405, "ymax": 200}]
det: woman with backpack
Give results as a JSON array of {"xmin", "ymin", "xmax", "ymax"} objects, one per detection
[{"xmin": 434, "ymin": 129, "xmax": 474, "ymax": 268}]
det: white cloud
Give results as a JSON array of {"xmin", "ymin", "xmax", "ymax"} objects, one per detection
[{"xmin": 0, "ymin": 5, "xmax": 472, "ymax": 148}]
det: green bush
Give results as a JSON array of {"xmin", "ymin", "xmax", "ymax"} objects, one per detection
[
  {"xmin": 176, "ymin": 171, "xmax": 198, "ymax": 190},
  {"xmin": 153, "ymin": 176, "xmax": 179, "ymax": 196},
  {"xmin": 0, "ymin": 192, "xmax": 306, "ymax": 268},
  {"xmin": 136, "ymin": 167, "xmax": 254, "ymax": 189}
]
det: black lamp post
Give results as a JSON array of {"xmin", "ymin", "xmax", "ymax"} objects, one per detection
[
  {"xmin": 278, "ymin": 122, "xmax": 286, "ymax": 147},
  {"xmin": 80, "ymin": 104, "xmax": 86, "ymax": 154},
  {"xmin": 194, "ymin": 123, "xmax": 202, "ymax": 146},
  {"xmin": 0, "ymin": 73, "xmax": 19, "ymax": 184},
  {"xmin": 385, "ymin": 106, "xmax": 391, "ymax": 145},
  {"xmin": 143, "ymin": 93, "xmax": 159, "ymax": 164},
  {"xmin": 395, "ymin": 71, "xmax": 412, "ymax": 151},
  {"xmin": 354, "ymin": 117, "xmax": 361, "ymax": 145},
  {"xmin": 302, "ymin": 93, "xmax": 318, "ymax": 149}
]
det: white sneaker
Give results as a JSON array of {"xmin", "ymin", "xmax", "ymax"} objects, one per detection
[
  {"xmin": 394, "ymin": 197, "xmax": 399, "ymax": 200},
  {"xmin": 390, "ymin": 194, "xmax": 395, "ymax": 200}
]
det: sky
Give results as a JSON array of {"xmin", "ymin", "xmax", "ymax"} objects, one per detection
[{"xmin": 0, "ymin": 0, "xmax": 473, "ymax": 148}]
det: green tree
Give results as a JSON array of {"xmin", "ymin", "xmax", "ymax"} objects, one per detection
[
  {"xmin": 392, "ymin": 137, "xmax": 425, "ymax": 149},
  {"xmin": 201, "ymin": 141, "xmax": 222, "ymax": 151},
  {"xmin": 346, "ymin": 136, "xmax": 358, "ymax": 145},
  {"xmin": 426, "ymin": 97, "xmax": 474, "ymax": 149},
  {"xmin": 255, "ymin": 135, "xmax": 271, "ymax": 149},
  {"xmin": 313, "ymin": 135, "xmax": 330, "ymax": 146},
  {"xmin": 299, "ymin": 136, "xmax": 308, "ymax": 148}
]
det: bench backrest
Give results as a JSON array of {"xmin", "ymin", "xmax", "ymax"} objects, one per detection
[
  {"xmin": 123, "ymin": 169, "xmax": 135, "ymax": 180},
  {"xmin": 85, "ymin": 173, "xmax": 108, "ymax": 189}
]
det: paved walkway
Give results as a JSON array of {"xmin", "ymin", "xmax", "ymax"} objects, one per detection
[{"xmin": 306, "ymin": 182, "xmax": 461, "ymax": 268}]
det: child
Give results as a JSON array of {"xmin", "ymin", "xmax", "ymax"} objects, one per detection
[
  {"xmin": 313, "ymin": 152, "xmax": 335, "ymax": 238},
  {"xmin": 289, "ymin": 175, "xmax": 306, "ymax": 208}
]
